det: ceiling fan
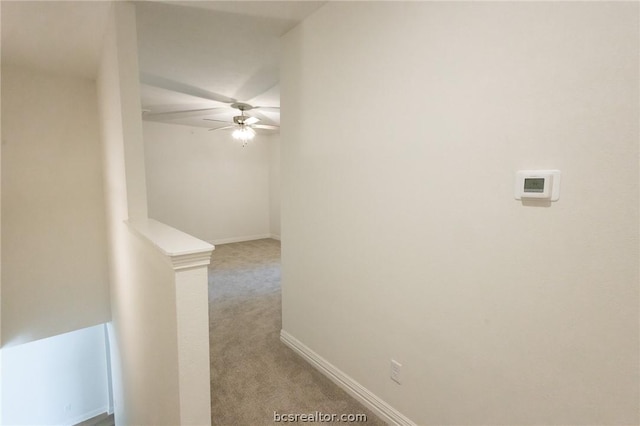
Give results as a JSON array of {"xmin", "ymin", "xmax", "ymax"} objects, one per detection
[
  {"xmin": 203, "ymin": 102, "xmax": 279, "ymax": 146},
  {"xmin": 139, "ymin": 74, "xmax": 280, "ymax": 146}
]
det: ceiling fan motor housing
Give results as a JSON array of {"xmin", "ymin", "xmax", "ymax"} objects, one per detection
[{"xmin": 231, "ymin": 102, "xmax": 253, "ymax": 111}]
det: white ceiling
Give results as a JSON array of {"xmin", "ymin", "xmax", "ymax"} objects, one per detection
[
  {"xmin": 136, "ymin": 0, "xmax": 325, "ymax": 130},
  {"xmin": 1, "ymin": 0, "xmax": 326, "ymax": 132}
]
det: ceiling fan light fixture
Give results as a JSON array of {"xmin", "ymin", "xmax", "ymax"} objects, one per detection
[{"xmin": 232, "ymin": 125, "xmax": 256, "ymax": 146}]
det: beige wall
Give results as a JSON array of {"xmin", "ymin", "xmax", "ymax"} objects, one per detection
[
  {"xmin": 143, "ymin": 121, "xmax": 273, "ymax": 244},
  {"xmin": 98, "ymin": 4, "xmax": 211, "ymax": 424},
  {"xmin": 269, "ymin": 134, "xmax": 281, "ymax": 239},
  {"xmin": 98, "ymin": 4, "xmax": 178, "ymax": 424},
  {"xmin": 1, "ymin": 65, "xmax": 110, "ymax": 346},
  {"xmin": 281, "ymin": 2, "xmax": 639, "ymax": 424}
]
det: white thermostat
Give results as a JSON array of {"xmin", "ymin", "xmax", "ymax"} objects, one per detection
[{"xmin": 515, "ymin": 170, "xmax": 561, "ymax": 201}]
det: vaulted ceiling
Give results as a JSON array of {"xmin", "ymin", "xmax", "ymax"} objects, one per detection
[
  {"xmin": 1, "ymin": 1, "xmax": 325, "ymax": 132},
  {"xmin": 135, "ymin": 1, "xmax": 324, "ymax": 130}
]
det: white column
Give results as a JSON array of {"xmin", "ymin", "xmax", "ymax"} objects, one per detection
[
  {"xmin": 175, "ymin": 267, "xmax": 212, "ymax": 425},
  {"xmin": 128, "ymin": 219, "xmax": 214, "ymax": 425}
]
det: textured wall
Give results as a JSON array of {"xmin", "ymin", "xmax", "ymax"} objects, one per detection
[
  {"xmin": 1, "ymin": 65, "xmax": 110, "ymax": 346},
  {"xmin": 269, "ymin": 134, "xmax": 281, "ymax": 239},
  {"xmin": 143, "ymin": 121, "xmax": 272, "ymax": 244},
  {"xmin": 281, "ymin": 2, "xmax": 639, "ymax": 424},
  {"xmin": 97, "ymin": 4, "xmax": 178, "ymax": 424},
  {"xmin": 1, "ymin": 325, "xmax": 109, "ymax": 425},
  {"xmin": 97, "ymin": 4, "xmax": 211, "ymax": 424}
]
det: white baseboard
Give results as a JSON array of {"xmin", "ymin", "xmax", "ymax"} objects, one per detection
[
  {"xmin": 280, "ymin": 330, "xmax": 416, "ymax": 426},
  {"xmin": 208, "ymin": 234, "xmax": 272, "ymax": 245},
  {"xmin": 270, "ymin": 234, "xmax": 281, "ymax": 241}
]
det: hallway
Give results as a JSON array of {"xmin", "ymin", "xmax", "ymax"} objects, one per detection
[{"xmin": 208, "ymin": 239, "xmax": 383, "ymax": 425}]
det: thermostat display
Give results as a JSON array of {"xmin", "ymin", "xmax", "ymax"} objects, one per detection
[
  {"xmin": 524, "ymin": 178, "xmax": 545, "ymax": 193},
  {"xmin": 515, "ymin": 170, "xmax": 561, "ymax": 201}
]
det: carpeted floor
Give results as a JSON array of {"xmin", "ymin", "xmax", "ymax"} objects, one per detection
[
  {"xmin": 208, "ymin": 239, "xmax": 386, "ymax": 425},
  {"xmin": 75, "ymin": 412, "xmax": 114, "ymax": 426}
]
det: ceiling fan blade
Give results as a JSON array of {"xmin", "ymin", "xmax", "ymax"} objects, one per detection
[
  {"xmin": 244, "ymin": 116, "xmax": 260, "ymax": 125},
  {"xmin": 251, "ymin": 109, "xmax": 279, "ymax": 125},
  {"xmin": 140, "ymin": 73, "xmax": 236, "ymax": 104},
  {"xmin": 144, "ymin": 107, "xmax": 229, "ymax": 121},
  {"xmin": 252, "ymin": 124, "xmax": 280, "ymax": 130},
  {"xmin": 204, "ymin": 118, "xmax": 232, "ymax": 124},
  {"xmin": 253, "ymin": 106, "xmax": 280, "ymax": 111},
  {"xmin": 208, "ymin": 126, "xmax": 236, "ymax": 131}
]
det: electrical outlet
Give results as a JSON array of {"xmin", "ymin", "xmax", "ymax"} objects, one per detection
[{"xmin": 390, "ymin": 359, "xmax": 402, "ymax": 384}]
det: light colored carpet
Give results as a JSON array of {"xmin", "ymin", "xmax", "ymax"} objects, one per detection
[
  {"xmin": 75, "ymin": 412, "xmax": 114, "ymax": 426},
  {"xmin": 209, "ymin": 239, "xmax": 386, "ymax": 425}
]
